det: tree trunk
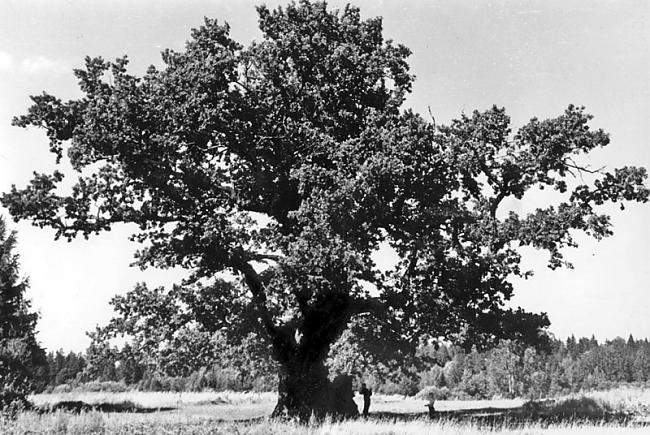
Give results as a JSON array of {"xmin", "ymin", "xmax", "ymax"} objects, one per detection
[
  {"xmin": 271, "ymin": 352, "xmax": 358, "ymax": 420},
  {"xmin": 267, "ymin": 293, "xmax": 358, "ymax": 420}
]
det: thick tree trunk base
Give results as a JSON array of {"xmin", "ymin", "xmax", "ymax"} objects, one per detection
[{"xmin": 272, "ymin": 373, "xmax": 358, "ymax": 421}]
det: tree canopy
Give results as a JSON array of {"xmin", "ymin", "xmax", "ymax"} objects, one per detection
[{"xmin": 3, "ymin": 0, "xmax": 648, "ymax": 418}]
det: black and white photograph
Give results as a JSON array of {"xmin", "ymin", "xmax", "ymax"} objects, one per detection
[{"xmin": 0, "ymin": 0, "xmax": 649, "ymax": 433}]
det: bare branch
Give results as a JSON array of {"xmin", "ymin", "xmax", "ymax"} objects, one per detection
[
  {"xmin": 427, "ymin": 105, "xmax": 436, "ymax": 129},
  {"xmin": 566, "ymin": 157, "xmax": 606, "ymax": 175}
]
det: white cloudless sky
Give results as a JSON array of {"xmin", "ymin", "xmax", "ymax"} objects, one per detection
[{"xmin": 0, "ymin": 0, "xmax": 649, "ymax": 352}]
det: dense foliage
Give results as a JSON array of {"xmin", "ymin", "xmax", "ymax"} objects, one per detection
[
  {"xmin": 3, "ymin": 0, "xmax": 648, "ymax": 417},
  {"xmin": 407, "ymin": 336, "xmax": 650, "ymax": 400},
  {"xmin": 41, "ymin": 335, "xmax": 650, "ymax": 401},
  {"xmin": 42, "ymin": 350, "xmax": 86, "ymax": 389},
  {"xmin": 0, "ymin": 217, "xmax": 46, "ymax": 415}
]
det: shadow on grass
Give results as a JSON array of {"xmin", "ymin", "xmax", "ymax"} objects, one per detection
[
  {"xmin": 38, "ymin": 400, "xmax": 176, "ymax": 414},
  {"xmin": 40, "ymin": 396, "xmax": 647, "ymax": 428},
  {"xmin": 369, "ymin": 397, "xmax": 647, "ymax": 428}
]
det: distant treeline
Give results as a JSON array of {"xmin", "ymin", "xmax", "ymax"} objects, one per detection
[{"xmin": 40, "ymin": 335, "xmax": 650, "ymax": 398}]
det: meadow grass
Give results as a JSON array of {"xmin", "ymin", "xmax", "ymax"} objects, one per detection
[
  {"xmin": 3, "ymin": 387, "xmax": 647, "ymax": 434},
  {"xmin": 2, "ymin": 412, "xmax": 648, "ymax": 435},
  {"xmin": 29, "ymin": 390, "xmax": 523, "ymax": 415}
]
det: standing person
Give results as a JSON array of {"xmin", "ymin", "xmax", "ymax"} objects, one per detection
[{"xmin": 359, "ymin": 383, "xmax": 372, "ymax": 417}]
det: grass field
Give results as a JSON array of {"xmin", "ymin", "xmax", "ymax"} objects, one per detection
[{"xmin": 1, "ymin": 387, "xmax": 648, "ymax": 434}]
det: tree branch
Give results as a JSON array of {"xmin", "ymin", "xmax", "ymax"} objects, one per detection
[
  {"xmin": 246, "ymin": 252, "xmax": 284, "ymax": 263},
  {"xmin": 229, "ymin": 256, "xmax": 294, "ymax": 355},
  {"xmin": 566, "ymin": 158, "xmax": 605, "ymax": 175},
  {"xmin": 349, "ymin": 296, "xmax": 385, "ymax": 315}
]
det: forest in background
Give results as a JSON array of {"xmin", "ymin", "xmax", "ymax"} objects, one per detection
[{"xmin": 39, "ymin": 335, "xmax": 650, "ymax": 400}]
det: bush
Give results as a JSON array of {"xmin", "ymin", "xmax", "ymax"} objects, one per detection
[
  {"xmin": 80, "ymin": 381, "xmax": 129, "ymax": 393},
  {"xmin": 51, "ymin": 384, "xmax": 73, "ymax": 394},
  {"xmin": 52, "ymin": 381, "xmax": 130, "ymax": 393},
  {"xmin": 415, "ymin": 386, "xmax": 451, "ymax": 402},
  {"xmin": 251, "ymin": 374, "xmax": 277, "ymax": 392},
  {"xmin": 458, "ymin": 372, "xmax": 493, "ymax": 399},
  {"xmin": 418, "ymin": 366, "xmax": 445, "ymax": 390},
  {"xmin": 131, "ymin": 367, "xmax": 277, "ymax": 393},
  {"xmin": 0, "ymin": 390, "xmax": 31, "ymax": 419},
  {"xmin": 546, "ymin": 396, "xmax": 610, "ymax": 419},
  {"xmin": 377, "ymin": 377, "xmax": 420, "ymax": 396}
]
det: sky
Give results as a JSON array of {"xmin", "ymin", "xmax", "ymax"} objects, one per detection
[{"xmin": 0, "ymin": 0, "xmax": 649, "ymax": 352}]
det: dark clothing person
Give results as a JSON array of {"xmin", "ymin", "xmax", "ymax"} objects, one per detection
[{"xmin": 359, "ymin": 383, "xmax": 372, "ymax": 417}]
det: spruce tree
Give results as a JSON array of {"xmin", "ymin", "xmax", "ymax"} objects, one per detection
[{"xmin": 0, "ymin": 216, "xmax": 46, "ymax": 414}]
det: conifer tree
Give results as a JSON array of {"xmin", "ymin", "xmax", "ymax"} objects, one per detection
[{"xmin": 0, "ymin": 217, "xmax": 46, "ymax": 413}]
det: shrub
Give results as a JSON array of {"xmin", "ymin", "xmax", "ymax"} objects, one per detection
[
  {"xmin": 78, "ymin": 381, "xmax": 129, "ymax": 393},
  {"xmin": 546, "ymin": 396, "xmax": 611, "ymax": 419},
  {"xmin": 51, "ymin": 381, "xmax": 129, "ymax": 393},
  {"xmin": 415, "ymin": 386, "xmax": 451, "ymax": 402},
  {"xmin": 51, "ymin": 384, "xmax": 73, "ymax": 394},
  {"xmin": 377, "ymin": 377, "xmax": 420, "ymax": 397},
  {"xmin": 458, "ymin": 372, "xmax": 493, "ymax": 399}
]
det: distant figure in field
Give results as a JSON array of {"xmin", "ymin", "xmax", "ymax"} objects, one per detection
[{"xmin": 359, "ymin": 383, "xmax": 372, "ymax": 417}]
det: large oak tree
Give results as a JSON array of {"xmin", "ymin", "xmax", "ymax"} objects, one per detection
[{"xmin": 3, "ymin": 1, "xmax": 648, "ymax": 418}]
